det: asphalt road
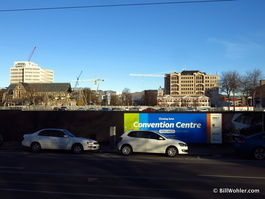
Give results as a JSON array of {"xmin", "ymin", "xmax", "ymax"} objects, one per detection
[{"xmin": 0, "ymin": 150, "xmax": 264, "ymax": 199}]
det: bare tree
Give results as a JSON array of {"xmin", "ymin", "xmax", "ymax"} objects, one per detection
[
  {"xmin": 110, "ymin": 95, "xmax": 120, "ymax": 106},
  {"xmin": 83, "ymin": 88, "xmax": 92, "ymax": 104},
  {"xmin": 239, "ymin": 75, "xmax": 252, "ymax": 106},
  {"xmin": 122, "ymin": 88, "xmax": 133, "ymax": 106},
  {"xmin": 220, "ymin": 70, "xmax": 241, "ymax": 110},
  {"xmin": 242, "ymin": 69, "xmax": 263, "ymax": 107},
  {"xmin": 83, "ymin": 88, "xmax": 100, "ymax": 105}
]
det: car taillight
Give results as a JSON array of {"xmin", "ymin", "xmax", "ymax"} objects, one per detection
[{"xmin": 118, "ymin": 137, "xmax": 123, "ymax": 142}]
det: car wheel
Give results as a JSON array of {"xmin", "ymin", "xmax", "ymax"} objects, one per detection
[
  {"xmin": 72, "ymin": 144, "xmax": 84, "ymax": 154},
  {"xmin": 166, "ymin": 146, "xmax": 178, "ymax": 157},
  {"xmin": 30, "ymin": 142, "xmax": 41, "ymax": 153},
  {"xmin": 252, "ymin": 147, "xmax": 265, "ymax": 160},
  {"xmin": 121, "ymin": 145, "xmax": 132, "ymax": 156}
]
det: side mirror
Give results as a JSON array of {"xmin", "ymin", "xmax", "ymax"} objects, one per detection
[
  {"xmin": 158, "ymin": 137, "xmax": 164, "ymax": 140},
  {"xmin": 63, "ymin": 135, "xmax": 69, "ymax": 138}
]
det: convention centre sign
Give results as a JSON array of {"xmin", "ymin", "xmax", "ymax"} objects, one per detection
[{"xmin": 124, "ymin": 113, "xmax": 222, "ymax": 144}]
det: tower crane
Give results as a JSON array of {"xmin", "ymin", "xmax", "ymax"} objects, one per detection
[
  {"xmin": 72, "ymin": 71, "xmax": 85, "ymax": 106},
  {"xmin": 72, "ymin": 76, "xmax": 105, "ymax": 105},
  {"xmin": 129, "ymin": 72, "xmax": 172, "ymax": 90},
  {"xmin": 74, "ymin": 71, "xmax": 83, "ymax": 90},
  {"xmin": 28, "ymin": 47, "xmax": 36, "ymax": 61},
  {"xmin": 73, "ymin": 77, "xmax": 105, "ymax": 91},
  {"xmin": 129, "ymin": 74, "xmax": 164, "ymax": 77},
  {"xmin": 129, "ymin": 71, "xmax": 174, "ymax": 77}
]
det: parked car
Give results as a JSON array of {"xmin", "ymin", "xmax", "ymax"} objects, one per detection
[
  {"xmin": 22, "ymin": 128, "xmax": 100, "ymax": 154},
  {"xmin": 60, "ymin": 106, "xmax": 68, "ymax": 111},
  {"xmin": 128, "ymin": 107, "xmax": 139, "ymax": 111},
  {"xmin": 117, "ymin": 130, "xmax": 188, "ymax": 157},
  {"xmin": 234, "ymin": 132, "xmax": 265, "ymax": 160},
  {"xmin": 112, "ymin": 108, "xmax": 123, "ymax": 111},
  {"xmin": 156, "ymin": 108, "xmax": 168, "ymax": 112},
  {"xmin": 142, "ymin": 108, "xmax": 156, "ymax": 112},
  {"xmin": 87, "ymin": 108, "xmax": 98, "ymax": 111},
  {"xmin": 53, "ymin": 107, "xmax": 61, "ymax": 111},
  {"xmin": 53, "ymin": 106, "xmax": 68, "ymax": 111},
  {"xmin": 101, "ymin": 108, "xmax": 111, "ymax": 111}
]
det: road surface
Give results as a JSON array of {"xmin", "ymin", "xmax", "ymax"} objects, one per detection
[{"xmin": 0, "ymin": 150, "xmax": 264, "ymax": 199}]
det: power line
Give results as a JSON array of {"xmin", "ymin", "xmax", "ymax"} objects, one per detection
[{"xmin": 0, "ymin": 0, "xmax": 237, "ymax": 12}]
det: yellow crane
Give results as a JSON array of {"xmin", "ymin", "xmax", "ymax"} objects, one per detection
[{"xmin": 72, "ymin": 76, "xmax": 105, "ymax": 91}]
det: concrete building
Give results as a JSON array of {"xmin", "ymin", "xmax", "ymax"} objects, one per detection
[
  {"xmin": 10, "ymin": 61, "xmax": 54, "ymax": 84},
  {"xmin": 164, "ymin": 70, "xmax": 219, "ymax": 96},
  {"xmin": 157, "ymin": 70, "xmax": 219, "ymax": 107}
]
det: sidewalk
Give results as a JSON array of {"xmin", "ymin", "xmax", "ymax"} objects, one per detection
[{"xmin": 0, "ymin": 141, "xmax": 236, "ymax": 157}]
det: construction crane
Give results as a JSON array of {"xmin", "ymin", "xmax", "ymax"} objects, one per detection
[
  {"xmin": 72, "ymin": 76, "xmax": 104, "ymax": 105},
  {"xmin": 72, "ymin": 71, "xmax": 84, "ymax": 106},
  {"xmin": 129, "ymin": 74, "xmax": 164, "ymax": 77},
  {"xmin": 73, "ymin": 77, "xmax": 105, "ymax": 91},
  {"xmin": 74, "ymin": 71, "xmax": 83, "ymax": 90},
  {"xmin": 28, "ymin": 47, "xmax": 36, "ymax": 61},
  {"xmin": 129, "ymin": 72, "xmax": 171, "ymax": 90},
  {"xmin": 129, "ymin": 71, "xmax": 174, "ymax": 77}
]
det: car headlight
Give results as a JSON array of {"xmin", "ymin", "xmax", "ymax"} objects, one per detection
[
  {"xmin": 179, "ymin": 143, "xmax": 187, "ymax": 147},
  {"xmin": 87, "ymin": 141, "xmax": 98, "ymax": 145}
]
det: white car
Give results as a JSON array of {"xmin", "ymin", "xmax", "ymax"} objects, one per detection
[
  {"xmin": 117, "ymin": 130, "xmax": 188, "ymax": 157},
  {"xmin": 22, "ymin": 128, "xmax": 100, "ymax": 154}
]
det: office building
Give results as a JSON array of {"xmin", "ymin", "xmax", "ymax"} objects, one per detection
[
  {"xmin": 157, "ymin": 70, "xmax": 219, "ymax": 107},
  {"xmin": 10, "ymin": 61, "xmax": 54, "ymax": 84},
  {"xmin": 164, "ymin": 70, "xmax": 219, "ymax": 96}
]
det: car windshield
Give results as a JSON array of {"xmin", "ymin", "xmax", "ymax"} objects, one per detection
[{"xmin": 64, "ymin": 130, "xmax": 76, "ymax": 137}]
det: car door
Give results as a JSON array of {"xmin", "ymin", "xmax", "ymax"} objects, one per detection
[
  {"xmin": 145, "ymin": 132, "xmax": 167, "ymax": 153},
  {"xmin": 37, "ymin": 130, "xmax": 53, "ymax": 149},
  {"xmin": 129, "ymin": 131, "xmax": 148, "ymax": 153},
  {"xmin": 50, "ymin": 130, "xmax": 71, "ymax": 150}
]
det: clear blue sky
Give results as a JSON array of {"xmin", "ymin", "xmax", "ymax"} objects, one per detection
[{"xmin": 0, "ymin": 0, "xmax": 264, "ymax": 92}]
